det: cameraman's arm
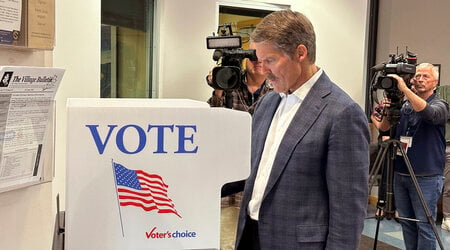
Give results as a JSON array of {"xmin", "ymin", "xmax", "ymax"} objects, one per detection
[
  {"xmin": 207, "ymin": 90, "xmax": 225, "ymax": 107},
  {"xmin": 389, "ymin": 74, "xmax": 448, "ymax": 124},
  {"xmin": 388, "ymin": 74, "xmax": 427, "ymax": 112},
  {"xmin": 371, "ymin": 113, "xmax": 391, "ymax": 132}
]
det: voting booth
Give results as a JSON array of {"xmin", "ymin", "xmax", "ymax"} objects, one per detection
[{"xmin": 65, "ymin": 98, "xmax": 251, "ymax": 250}]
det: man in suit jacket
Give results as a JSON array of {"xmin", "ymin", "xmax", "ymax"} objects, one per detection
[{"xmin": 235, "ymin": 10, "xmax": 370, "ymax": 250}]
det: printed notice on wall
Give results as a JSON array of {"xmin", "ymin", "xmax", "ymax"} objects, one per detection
[
  {"xmin": 28, "ymin": 0, "xmax": 54, "ymax": 49},
  {"xmin": 0, "ymin": 0, "xmax": 22, "ymax": 45},
  {"xmin": 0, "ymin": 66, "xmax": 64, "ymax": 192}
]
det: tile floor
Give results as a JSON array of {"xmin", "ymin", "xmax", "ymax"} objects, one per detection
[
  {"xmin": 220, "ymin": 204, "xmax": 450, "ymax": 250},
  {"xmin": 362, "ymin": 208, "xmax": 450, "ymax": 249}
]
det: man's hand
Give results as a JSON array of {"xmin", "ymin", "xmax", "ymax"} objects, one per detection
[
  {"xmin": 206, "ymin": 68, "xmax": 224, "ymax": 97},
  {"xmin": 206, "ymin": 70, "xmax": 213, "ymax": 86},
  {"xmin": 387, "ymin": 74, "xmax": 408, "ymax": 93},
  {"xmin": 372, "ymin": 98, "xmax": 390, "ymax": 122},
  {"xmin": 387, "ymin": 74, "xmax": 427, "ymax": 112}
]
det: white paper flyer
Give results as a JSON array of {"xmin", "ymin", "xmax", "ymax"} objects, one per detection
[{"xmin": 0, "ymin": 66, "xmax": 64, "ymax": 191}]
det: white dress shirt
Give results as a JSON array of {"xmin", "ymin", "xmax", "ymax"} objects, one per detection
[{"xmin": 248, "ymin": 68, "xmax": 323, "ymax": 220}]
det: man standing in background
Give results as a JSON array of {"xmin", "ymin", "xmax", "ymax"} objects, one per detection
[{"xmin": 373, "ymin": 63, "xmax": 448, "ymax": 249}]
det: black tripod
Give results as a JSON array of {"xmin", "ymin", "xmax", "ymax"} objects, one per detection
[{"xmin": 368, "ymin": 133, "xmax": 444, "ymax": 250}]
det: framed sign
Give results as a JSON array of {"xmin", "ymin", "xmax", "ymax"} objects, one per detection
[{"xmin": 433, "ymin": 64, "xmax": 441, "ymax": 86}]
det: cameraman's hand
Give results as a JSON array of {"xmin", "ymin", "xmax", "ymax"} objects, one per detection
[
  {"xmin": 371, "ymin": 98, "xmax": 393, "ymax": 131},
  {"xmin": 409, "ymin": 78, "xmax": 418, "ymax": 94},
  {"xmin": 206, "ymin": 69, "xmax": 213, "ymax": 86},
  {"xmin": 371, "ymin": 98, "xmax": 390, "ymax": 122},
  {"xmin": 387, "ymin": 74, "xmax": 408, "ymax": 93},
  {"xmin": 380, "ymin": 98, "xmax": 391, "ymax": 107},
  {"xmin": 206, "ymin": 68, "xmax": 224, "ymax": 97}
]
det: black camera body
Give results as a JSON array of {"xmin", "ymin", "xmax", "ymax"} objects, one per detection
[
  {"xmin": 371, "ymin": 50, "xmax": 417, "ymax": 123},
  {"xmin": 206, "ymin": 24, "xmax": 257, "ymax": 90},
  {"xmin": 375, "ymin": 63, "xmax": 416, "ymax": 90},
  {"xmin": 372, "ymin": 52, "xmax": 417, "ymax": 92}
]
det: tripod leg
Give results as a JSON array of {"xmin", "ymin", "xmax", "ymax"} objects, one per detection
[
  {"xmin": 396, "ymin": 141, "xmax": 445, "ymax": 250},
  {"xmin": 372, "ymin": 213, "xmax": 381, "ymax": 250},
  {"xmin": 369, "ymin": 142, "xmax": 392, "ymax": 250},
  {"xmin": 369, "ymin": 143, "xmax": 389, "ymax": 194},
  {"xmin": 383, "ymin": 144, "xmax": 396, "ymax": 220}
]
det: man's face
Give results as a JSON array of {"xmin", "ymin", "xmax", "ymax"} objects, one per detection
[
  {"xmin": 253, "ymin": 42, "xmax": 302, "ymax": 93},
  {"xmin": 412, "ymin": 67, "xmax": 437, "ymax": 95},
  {"xmin": 245, "ymin": 58, "xmax": 262, "ymax": 75},
  {"xmin": 245, "ymin": 43, "xmax": 263, "ymax": 76}
]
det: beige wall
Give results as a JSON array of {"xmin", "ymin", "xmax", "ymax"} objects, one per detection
[
  {"xmin": 291, "ymin": 0, "xmax": 369, "ymax": 105},
  {"xmin": 377, "ymin": 0, "xmax": 450, "ymax": 86},
  {"xmin": 155, "ymin": 0, "xmax": 217, "ymax": 100},
  {"xmin": 0, "ymin": 0, "xmax": 369, "ymax": 249}
]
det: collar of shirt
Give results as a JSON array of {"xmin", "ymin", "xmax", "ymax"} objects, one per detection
[
  {"xmin": 275, "ymin": 68, "xmax": 323, "ymax": 115},
  {"xmin": 278, "ymin": 67, "xmax": 323, "ymax": 101}
]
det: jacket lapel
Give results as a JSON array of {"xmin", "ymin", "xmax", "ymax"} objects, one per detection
[
  {"xmin": 262, "ymin": 73, "xmax": 332, "ymax": 199},
  {"xmin": 244, "ymin": 93, "xmax": 281, "ymax": 196}
]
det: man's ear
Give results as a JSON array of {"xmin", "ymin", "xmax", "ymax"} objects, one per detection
[{"xmin": 296, "ymin": 44, "xmax": 308, "ymax": 62}]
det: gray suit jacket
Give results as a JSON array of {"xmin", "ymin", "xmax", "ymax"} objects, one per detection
[{"xmin": 235, "ymin": 72, "xmax": 369, "ymax": 250}]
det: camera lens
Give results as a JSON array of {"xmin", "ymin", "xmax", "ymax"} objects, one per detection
[
  {"xmin": 380, "ymin": 77, "xmax": 395, "ymax": 89},
  {"xmin": 214, "ymin": 66, "xmax": 240, "ymax": 89}
]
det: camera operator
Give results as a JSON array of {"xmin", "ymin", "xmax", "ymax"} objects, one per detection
[
  {"xmin": 372, "ymin": 63, "xmax": 448, "ymax": 250},
  {"xmin": 206, "ymin": 43, "xmax": 272, "ymax": 206},
  {"xmin": 206, "ymin": 43, "xmax": 272, "ymax": 115}
]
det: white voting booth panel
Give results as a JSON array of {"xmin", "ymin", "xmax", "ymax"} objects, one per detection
[{"xmin": 66, "ymin": 98, "xmax": 251, "ymax": 250}]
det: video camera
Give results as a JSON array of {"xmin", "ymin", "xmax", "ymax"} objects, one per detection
[
  {"xmin": 206, "ymin": 24, "xmax": 257, "ymax": 90},
  {"xmin": 372, "ymin": 51, "xmax": 417, "ymax": 92},
  {"xmin": 370, "ymin": 49, "xmax": 417, "ymax": 124}
]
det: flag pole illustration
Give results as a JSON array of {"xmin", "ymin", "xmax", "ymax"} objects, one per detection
[
  {"xmin": 111, "ymin": 159, "xmax": 125, "ymax": 237},
  {"xmin": 112, "ymin": 160, "xmax": 182, "ymax": 226}
]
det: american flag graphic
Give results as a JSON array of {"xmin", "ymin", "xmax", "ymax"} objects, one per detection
[{"xmin": 112, "ymin": 162, "xmax": 181, "ymax": 218}]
